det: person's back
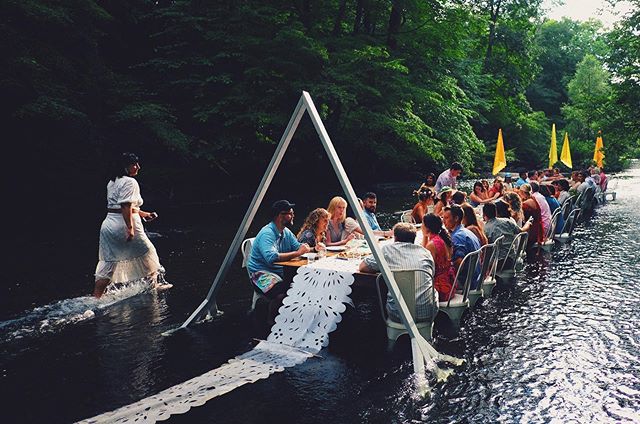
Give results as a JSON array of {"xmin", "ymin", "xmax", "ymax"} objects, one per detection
[
  {"xmin": 377, "ymin": 242, "xmax": 436, "ymax": 322},
  {"xmin": 411, "ymin": 191, "xmax": 433, "ymax": 223},
  {"xmin": 530, "ymin": 182, "xmax": 551, "ymax": 235},
  {"xmin": 360, "ymin": 223, "xmax": 436, "ymax": 322}
]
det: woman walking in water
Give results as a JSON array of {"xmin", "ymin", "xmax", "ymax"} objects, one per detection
[{"xmin": 93, "ymin": 153, "xmax": 172, "ymax": 298}]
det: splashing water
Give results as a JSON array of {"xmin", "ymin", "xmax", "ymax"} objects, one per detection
[{"xmin": 0, "ymin": 279, "xmax": 154, "ymax": 343}]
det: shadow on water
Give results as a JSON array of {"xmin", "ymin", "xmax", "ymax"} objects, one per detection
[{"xmin": 2, "ymin": 163, "xmax": 640, "ymax": 423}]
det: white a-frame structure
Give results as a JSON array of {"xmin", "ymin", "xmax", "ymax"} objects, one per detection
[{"xmin": 179, "ymin": 91, "xmax": 462, "ymax": 380}]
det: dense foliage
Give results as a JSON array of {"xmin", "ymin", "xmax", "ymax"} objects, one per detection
[{"xmin": 2, "ymin": 0, "xmax": 639, "ymax": 211}]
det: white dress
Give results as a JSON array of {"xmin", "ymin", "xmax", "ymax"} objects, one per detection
[{"xmin": 94, "ymin": 176, "xmax": 163, "ymax": 284}]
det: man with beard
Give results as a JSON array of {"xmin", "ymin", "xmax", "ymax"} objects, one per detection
[
  {"xmin": 247, "ymin": 200, "xmax": 311, "ymax": 322},
  {"xmin": 362, "ymin": 192, "xmax": 392, "ymax": 237}
]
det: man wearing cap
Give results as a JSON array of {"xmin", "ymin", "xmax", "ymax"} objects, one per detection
[
  {"xmin": 503, "ymin": 173, "xmax": 513, "ymax": 191},
  {"xmin": 435, "ymin": 162, "xmax": 463, "ymax": 193},
  {"xmin": 247, "ymin": 200, "xmax": 311, "ymax": 320}
]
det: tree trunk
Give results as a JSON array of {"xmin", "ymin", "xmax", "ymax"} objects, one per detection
[
  {"xmin": 333, "ymin": 0, "xmax": 348, "ymax": 35},
  {"xmin": 353, "ymin": 0, "xmax": 364, "ymax": 33},
  {"xmin": 387, "ymin": 0, "xmax": 404, "ymax": 49},
  {"xmin": 363, "ymin": 0, "xmax": 374, "ymax": 34},
  {"xmin": 298, "ymin": 0, "xmax": 312, "ymax": 29},
  {"xmin": 483, "ymin": 0, "xmax": 502, "ymax": 71}
]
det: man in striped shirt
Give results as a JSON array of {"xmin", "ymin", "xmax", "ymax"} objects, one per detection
[{"xmin": 358, "ymin": 223, "xmax": 437, "ymax": 323}]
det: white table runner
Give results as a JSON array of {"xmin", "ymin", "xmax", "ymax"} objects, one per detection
[{"xmin": 79, "ymin": 264, "xmax": 355, "ymax": 423}]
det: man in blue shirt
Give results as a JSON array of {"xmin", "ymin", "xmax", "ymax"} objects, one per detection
[
  {"xmin": 363, "ymin": 192, "xmax": 381, "ymax": 231},
  {"xmin": 247, "ymin": 200, "xmax": 311, "ymax": 321},
  {"xmin": 514, "ymin": 171, "xmax": 528, "ymax": 188},
  {"xmin": 362, "ymin": 192, "xmax": 392, "ymax": 237},
  {"xmin": 443, "ymin": 205, "xmax": 481, "ymax": 289}
]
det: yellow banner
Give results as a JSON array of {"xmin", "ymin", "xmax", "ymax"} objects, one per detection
[
  {"xmin": 549, "ymin": 123, "xmax": 558, "ymax": 168},
  {"xmin": 560, "ymin": 132, "xmax": 572, "ymax": 168},
  {"xmin": 492, "ymin": 128, "xmax": 506, "ymax": 175}
]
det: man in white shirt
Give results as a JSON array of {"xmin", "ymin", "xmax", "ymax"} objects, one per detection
[{"xmin": 435, "ymin": 162, "xmax": 463, "ymax": 193}]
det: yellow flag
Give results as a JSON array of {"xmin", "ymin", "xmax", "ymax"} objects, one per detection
[
  {"xmin": 560, "ymin": 132, "xmax": 572, "ymax": 168},
  {"xmin": 593, "ymin": 131, "xmax": 604, "ymax": 168},
  {"xmin": 549, "ymin": 124, "xmax": 558, "ymax": 168},
  {"xmin": 492, "ymin": 128, "xmax": 506, "ymax": 175}
]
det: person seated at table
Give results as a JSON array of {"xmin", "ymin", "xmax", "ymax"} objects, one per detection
[
  {"xmin": 503, "ymin": 173, "xmax": 514, "ymax": 191},
  {"xmin": 359, "ymin": 223, "xmax": 437, "ymax": 323},
  {"xmin": 552, "ymin": 168, "xmax": 563, "ymax": 180},
  {"xmin": 514, "ymin": 171, "xmax": 528, "ymax": 188},
  {"xmin": 461, "ymin": 204, "xmax": 487, "ymax": 246},
  {"xmin": 540, "ymin": 184, "xmax": 564, "ymax": 234},
  {"xmin": 488, "ymin": 177, "xmax": 505, "ymax": 198},
  {"xmin": 343, "ymin": 198, "xmax": 365, "ymax": 239},
  {"xmin": 433, "ymin": 186, "xmax": 453, "ymax": 217},
  {"xmin": 469, "ymin": 181, "xmax": 495, "ymax": 207},
  {"xmin": 503, "ymin": 192, "xmax": 524, "ymax": 226},
  {"xmin": 552, "ymin": 178, "xmax": 571, "ymax": 205},
  {"xmin": 482, "ymin": 202, "xmax": 532, "ymax": 269},
  {"xmin": 413, "ymin": 172, "xmax": 436, "ymax": 196},
  {"xmin": 435, "ymin": 162, "xmax": 463, "ymax": 193},
  {"xmin": 451, "ymin": 190, "xmax": 467, "ymax": 206},
  {"xmin": 539, "ymin": 168, "xmax": 553, "ymax": 182},
  {"xmin": 247, "ymin": 200, "xmax": 311, "ymax": 323},
  {"xmin": 411, "ymin": 189, "xmax": 434, "ymax": 224},
  {"xmin": 443, "ymin": 205, "xmax": 481, "ymax": 289},
  {"xmin": 590, "ymin": 166, "xmax": 601, "ymax": 186},
  {"xmin": 598, "ymin": 167, "xmax": 608, "ymax": 192},
  {"xmin": 494, "ymin": 199, "xmax": 512, "ymax": 219},
  {"xmin": 530, "ymin": 182, "xmax": 552, "ymax": 236},
  {"xmin": 421, "ymin": 213, "xmax": 456, "ymax": 301},
  {"xmin": 297, "ymin": 208, "xmax": 329, "ymax": 252},
  {"xmin": 481, "ymin": 179, "xmax": 490, "ymax": 193},
  {"xmin": 570, "ymin": 171, "xmax": 581, "ymax": 191},
  {"xmin": 518, "ymin": 184, "xmax": 543, "ymax": 247},
  {"xmin": 325, "ymin": 196, "xmax": 357, "ymax": 246},
  {"xmin": 363, "ymin": 192, "xmax": 393, "ymax": 238}
]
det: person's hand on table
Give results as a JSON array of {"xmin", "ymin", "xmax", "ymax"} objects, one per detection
[
  {"xmin": 297, "ymin": 243, "xmax": 311, "ymax": 255},
  {"xmin": 315, "ymin": 242, "xmax": 326, "ymax": 253},
  {"xmin": 342, "ymin": 233, "xmax": 355, "ymax": 244}
]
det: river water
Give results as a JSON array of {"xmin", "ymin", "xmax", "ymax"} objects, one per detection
[{"xmin": 1, "ymin": 163, "xmax": 639, "ymax": 423}]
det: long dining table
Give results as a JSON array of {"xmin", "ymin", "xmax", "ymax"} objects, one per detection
[{"xmin": 275, "ymin": 251, "xmax": 379, "ymax": 287}]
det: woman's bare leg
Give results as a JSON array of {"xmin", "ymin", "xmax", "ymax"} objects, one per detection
[{"xmin": 93, "ymin": 278, "xmax": 110, "ymax": 298}]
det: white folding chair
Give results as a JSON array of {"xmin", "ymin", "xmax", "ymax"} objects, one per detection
[
  {"xmin": 400, "ymin": 209, "xmax": 416, "ymax": 224},
  {"xmin": 561, "ymin": 195, "xmax": 575, "ymax": 220},
  {"xmin": 241, "ymin": 237, "xmax": 268, "ymax": 311},
  {"xmin": 496, "ymin": 231, "xmax": 528, "ymax": 280},
  {"xmin": 375, "ymin": 269, "xmax": 437, "ymax": 344},
  {"xmin": 479, "ymin": 236, "xmax": 504, "ymax": 298},
  {"xmin": 536, "ymin": 208, "xmax": 560, "ymax": 251},
  {"xmin": 438, "ymin": 249, "xmax": 481, "ymax": 333},
  {"xmin": 554, "ymin": 208, "xmax": 581, "ymax": 243}
]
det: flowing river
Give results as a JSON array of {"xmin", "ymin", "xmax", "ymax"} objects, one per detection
[{"xmin": 1, "ymin": 162, "xmax": 639, "ymax": 423}]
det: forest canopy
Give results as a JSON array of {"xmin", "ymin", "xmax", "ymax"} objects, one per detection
[{"xmin": 2, "ymin": 0, "xmax": 639, "ymax": 203}]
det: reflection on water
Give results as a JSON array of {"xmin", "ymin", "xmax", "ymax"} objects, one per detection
[{"xmin": 1, "ymin": 163, "xmax": 640, "ymax": 423}]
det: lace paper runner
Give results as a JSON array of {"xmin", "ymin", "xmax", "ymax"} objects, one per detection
[{"xmin": 79, "ymin": 266, "xmax": 355, "ymax": 423}]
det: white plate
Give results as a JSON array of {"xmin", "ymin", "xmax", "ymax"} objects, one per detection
[
  {"xmin": 301, "ymin": 253, "xmax": 318, "ymax": 259},
  {"xmin": 326, "ymin": 246, "xmax": 346, "ymax": 252}
]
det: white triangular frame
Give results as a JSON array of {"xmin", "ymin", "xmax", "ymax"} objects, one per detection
[{"xmin": 178, "ymin": 91, "xmax": 462, "ymax": 379}]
